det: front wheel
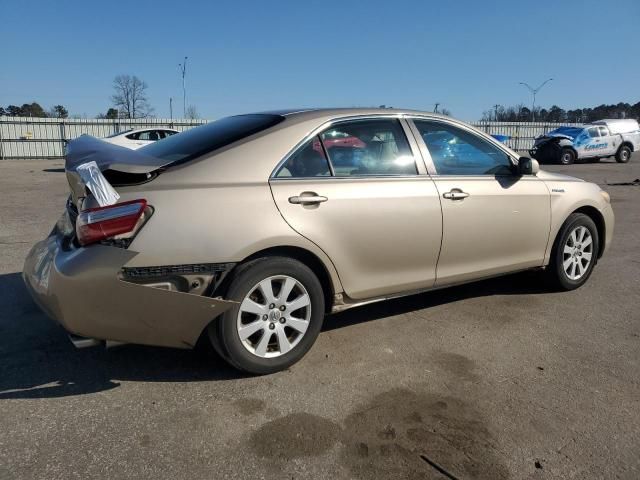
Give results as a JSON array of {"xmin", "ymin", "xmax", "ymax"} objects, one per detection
[
  {"xmin": 546, "ymin": 213, "xmax": 599, "ymax": 291},
  {"xmin": 209, "ymin": 257, "xmax": 325, "ymax": 374},
  {"xmin": 559, "ymin": 147, "xmax": 576, "ymax": 165},
  {"xmin": 616, "ymin": 145, "xmax": 631, "ymax": 163}
]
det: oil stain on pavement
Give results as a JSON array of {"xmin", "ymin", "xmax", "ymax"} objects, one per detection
[{"xmin": 248, "ymin": 353, "xmax": 509, "ymax": 479}]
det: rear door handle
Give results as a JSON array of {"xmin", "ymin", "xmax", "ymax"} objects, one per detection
[
  {"xmin": 443, "ymin": 189, "xmax": 470, "ymax": 200},
  {"xmin": 288, "ymin": 193, "xmax": 328, "ymax": 205}
]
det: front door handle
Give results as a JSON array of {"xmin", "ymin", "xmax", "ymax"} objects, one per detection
[
  {"xmin": 288, "ymin": 193, "xmax": 328, "ymax": 205},
  {"xmin": 443, "ymin": 189, "xmax": 470, "ymax": 200}
]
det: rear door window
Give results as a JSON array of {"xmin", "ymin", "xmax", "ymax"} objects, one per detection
[
  {"xmin": 274, "ymin": 118, "xmax": 417, "ymax": 178},
  {"xmin": 321, "ymin": 119, "xmax": 416, "ymax": 176},
  {"xmin": 275, "ymin": 136, "xmax": 331, "ymax": 178}
]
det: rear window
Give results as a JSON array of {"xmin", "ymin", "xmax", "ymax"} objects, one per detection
[{"xmin": 140, "ymin": 114, "xmax": 285, "ymax": 164}]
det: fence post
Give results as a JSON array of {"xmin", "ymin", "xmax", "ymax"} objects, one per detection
[
  {"xmin": 59, "ymin": 118, "xmax": 66, "ymax": 157},
  {"xmin": 0, "ymin": 118, "xmax": 4, "ymax": 160}
]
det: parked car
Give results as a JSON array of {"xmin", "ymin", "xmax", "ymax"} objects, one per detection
[
  {"xmin": 23, "ymin": 108, "xmax": 614, "ymax": 374},
  {"xmin": 530, "ymin": 119, "xmax": 640, "ymax": 165},
  {"xmin": 102, "ymin": 128, "xmax": 179, "ymax": 149}
]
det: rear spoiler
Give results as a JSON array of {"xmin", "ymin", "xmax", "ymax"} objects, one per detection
[
  {"xmin": 65, "ymin": 135, "xmax": 172, "ymax": 207},
  {"xmin": 65, "ymin": 135, "xmax": 171, "ymax": 174}
]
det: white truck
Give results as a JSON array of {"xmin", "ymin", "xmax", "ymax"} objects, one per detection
[{"xmin": 530, "ymin": 119, "xmax": 640, "ymax": 165}]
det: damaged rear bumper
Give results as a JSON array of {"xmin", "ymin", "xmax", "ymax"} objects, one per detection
[{"xmin": 22, "ymin": 234, "xmax": 237, "ymax": 349}]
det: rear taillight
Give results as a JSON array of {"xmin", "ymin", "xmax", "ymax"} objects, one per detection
[{"xmin": 76, "ymin": 199, "xmax": 147, "ymax": 246}]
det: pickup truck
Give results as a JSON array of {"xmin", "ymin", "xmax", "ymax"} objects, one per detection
[{"xmin": 530, "ymin": 119, "xmax": 640, "ymax": 165}]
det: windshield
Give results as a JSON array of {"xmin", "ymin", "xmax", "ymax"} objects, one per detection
[
  {"xmin": 140, "ymin": 114, "xmax": 285, "ymax": 164},
  {"xmin": 546, "ymin": 127, "xmax": 583, "ymax": 140}
]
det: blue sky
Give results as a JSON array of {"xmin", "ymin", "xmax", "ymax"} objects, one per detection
[{"xmin": 1, "ymin": 0, "xmax": 638, "ymax": 121}]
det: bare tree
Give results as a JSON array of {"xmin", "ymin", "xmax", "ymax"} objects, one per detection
[
  {"xmin": 111, "ymin": 75, "xmax": 153, "ymax": 118},
  {"xmin": 185, "ymin": 104, "xmax": 199, "ymax": 119}
]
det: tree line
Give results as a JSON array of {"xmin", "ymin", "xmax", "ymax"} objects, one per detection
[
  {"xmin": 0, "ymin": 103, "xmax": 69, "ymax": 118},
  {"xmin": 0, "ymin": 74, "xmax": 198, "ymax": 120},
  {"xmin": 481, "ymin": 102, "xmax": 640, "ymax": 123}
]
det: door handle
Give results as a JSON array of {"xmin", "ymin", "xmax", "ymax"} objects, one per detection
[
  {"xmin": 443, "ymin": 189, "xmax": 470, "ymax": 200},
  {"xmin": 288, "ymin": 193, "xmax": 328, "ymax": 205}
]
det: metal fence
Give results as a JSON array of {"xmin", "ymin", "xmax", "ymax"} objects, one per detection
[
  {"xmin": 0, "ymin": 117, "xmax": 207, "ymax": 159},
  {"xmin": 0, "ymin": 117, "xmax": 578, "ymax": 160},
  {"xmin": 472, "ymin": 121, "xmax": 581, "ymax": 152}
]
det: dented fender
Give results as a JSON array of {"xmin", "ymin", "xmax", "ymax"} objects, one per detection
[{"xmin": 22, "ymin": 234, "xmax": 237, "ymax": 349}]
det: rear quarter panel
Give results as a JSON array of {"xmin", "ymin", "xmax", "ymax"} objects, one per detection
[{"xmin": 114, "ymin": 175, "xmax": 344, "ymax": 294}]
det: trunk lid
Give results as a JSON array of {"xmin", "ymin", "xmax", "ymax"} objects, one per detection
[{"xmin": 65, "ymin": 135, "xmax": 169, "ymax": 205}]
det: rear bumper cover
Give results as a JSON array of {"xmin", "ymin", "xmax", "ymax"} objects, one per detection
[{"xmin": 22, "ymin": 234, "xmax": 237, "ymax": 349}]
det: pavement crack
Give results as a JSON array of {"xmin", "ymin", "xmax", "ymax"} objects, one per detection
[{"xmin": 419, "ymin": 454, "xmax": 461, "ymax": 480}]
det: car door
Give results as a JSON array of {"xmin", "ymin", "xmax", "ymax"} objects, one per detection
[
  {"xmin": 597, "ymin": 126, "xmax": 617, "ymax": 156},
  {"xmin": 579, "ymin": 127, "xmax": 605, "ymax": 158},
  {"xmin": 409, "ymin": 118, "xmax": 550, "ymax": 286},
  {"xmin": 270, "ymin": 117, "xmax": 443, "ymax": 300}
]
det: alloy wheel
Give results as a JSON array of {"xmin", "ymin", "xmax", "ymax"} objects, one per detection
[
  {"xmin": 236, "ymin": 275, "xmax": 311, "ymax": 358},
  {"xmin": 562, "ymin": 226, "xmax": 593, "ymax": 280}
]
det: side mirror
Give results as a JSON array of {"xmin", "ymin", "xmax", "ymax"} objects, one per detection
[{"xmin": 518, "ymin": 157, "xmax": 539, "ymax": 175}]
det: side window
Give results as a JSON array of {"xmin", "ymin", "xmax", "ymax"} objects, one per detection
[
  {"xmin": 162, "ymin": 130, "xmax": 178, "ymax": 138},
  {"xmin": 598, "ymin": 126, "xmax": 609, "ymax": 137},
  {"xmin": 414, "ymin": 120, "xmax": 513, "ymax": 175},
  {"xmin": 587, "ymin": 127, "xmax": 600, "ymax": 138},
  {"xmin": 135, "ymin": 131, "xmax": 152, "ymax": 141},
  {"xmin": 275, "ymin": 135, "xmax": 331, "ymax": 178},
  {"xmin": 321, "ymin": 119, "xmax": 416, "ymax": 176}
]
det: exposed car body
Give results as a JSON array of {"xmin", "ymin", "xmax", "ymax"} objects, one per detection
[
  {"xmin": 102, "ymin": 127, "xmax": 179, "ymax": 149},
  {"xmin": 530, "ymin": 119, "xmax": 640, "ymax": 165},
  {"xmin": 23, "ymin": 108, "xmax": 615, "ymax": 374}
]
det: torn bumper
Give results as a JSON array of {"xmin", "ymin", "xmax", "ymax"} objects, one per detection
[{"xmin": 22, "ymin": 234, "xmax": 237, "ymax": 349}]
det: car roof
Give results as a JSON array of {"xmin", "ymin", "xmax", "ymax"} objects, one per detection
[{"xmin": 259, "ymin": 107, "xmax": 453, "ymax": 123}]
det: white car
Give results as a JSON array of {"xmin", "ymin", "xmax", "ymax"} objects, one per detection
[{"xmin": 102, "ymin": 128, "xmax": 179, "ymax": 150}]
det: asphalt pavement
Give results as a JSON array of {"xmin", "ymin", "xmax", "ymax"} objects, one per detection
[{"xmin": 0, "ymin": 155, "xmax": 638, "ymax": 479}]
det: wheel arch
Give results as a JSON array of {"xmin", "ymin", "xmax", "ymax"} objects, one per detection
[
  {"xmin": 571, "ymin": 206, "xmax": 606, "ymax": 259},
  {"xmin": 214, "ymin": 245, "xmax": 337, "ymax": 313},
  {"xmin": 618, "ymin": 141, "xmax": 634, "ymax": 152}
]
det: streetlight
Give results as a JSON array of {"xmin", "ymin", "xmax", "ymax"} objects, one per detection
[
  {"xmin": 519, "ymin": 78, "xmax": 553, "ymax": 122},
  {"xmin": 179, "ymin": 56, "xmax": 188, "ymax": 117}
]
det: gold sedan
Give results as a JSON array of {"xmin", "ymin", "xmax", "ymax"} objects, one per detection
[{"xmin": 23, "ymin": 109, "xmax": 614, "ymax": 374}]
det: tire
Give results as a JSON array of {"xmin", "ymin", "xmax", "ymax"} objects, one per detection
[
  {"xmin": 208, "ymin": 257, "xmax": 325, "ymax": 374},
  {"xmin": 546, "ymin": 213, "xmax": 599, "ymax": 291},
  {"xmin": 558, "ymin": 147, "xmax": 576, "ymax": 165},
  {"xmin": 616, "ymin": 145, "xmax": 631, "ymax": 163}
]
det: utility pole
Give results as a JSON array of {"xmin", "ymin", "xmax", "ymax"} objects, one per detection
[
  {"xmin": 519, "ymin": 78, "xmax": 553, "ymax": 122},
  {"xmin": 493, "ymin": 104, "xmax": 501, "ymax": 121},
  {"xmin": 169, "ymin": 97, "xmax": 173, "ymax": 121},
  {"xmin": 179, "ymin": 56, "xmax": 188, "ymax": 117}
]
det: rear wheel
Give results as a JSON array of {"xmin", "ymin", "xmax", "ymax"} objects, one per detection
[
  {"xmin": 208, "ymin": 257, "xmax": 325, "ymax": 374},
  {"xmin": 546, "ymin": 213, "xmax": 599, "ymax": 291},
  {"xmin": 616, "ymin": 145, "xmax": 631, "ymax": 163},
  {"xmin": 559, "ymin": 147, "xmax": 576, "ymax": 165}
]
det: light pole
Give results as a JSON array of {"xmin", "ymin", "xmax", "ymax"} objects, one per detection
[
  {"xmin": 519, "ymin": 78, "xmax": 553, "ymax": 122},
  {"xmin": 179, "ymin": 56, "xmax": 188, "ymax": 117}
]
